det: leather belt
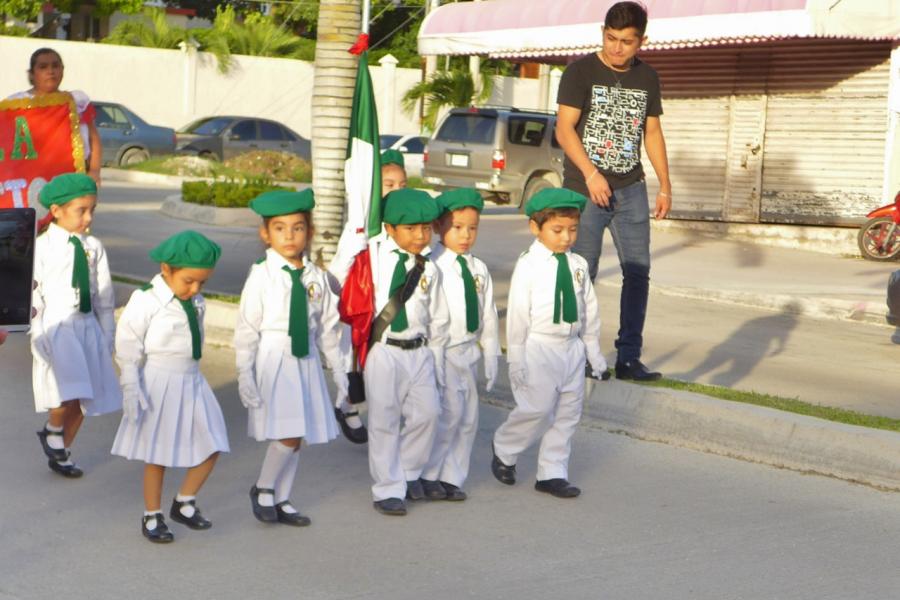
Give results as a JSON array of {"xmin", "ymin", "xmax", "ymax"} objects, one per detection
[{"xmin": 384, "ymin": 337, "xmax": 427, "ymax": 350}]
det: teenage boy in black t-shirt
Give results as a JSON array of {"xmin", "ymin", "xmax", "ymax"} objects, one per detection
[{"xmin": 555, "ymin": 1, "xmax": 672, "ymax": 382}]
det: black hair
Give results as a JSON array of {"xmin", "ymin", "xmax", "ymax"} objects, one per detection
[
  {"xmin": 604, "ymin": 2, "xmax": 648, "ymax": 36},
  {"xmin": 28, "ymin": 48, "xmax": 63, "ymax": 86},
  {"xmin": 530, "ymin": 207, "xmax": 581, "ymax": 228}
]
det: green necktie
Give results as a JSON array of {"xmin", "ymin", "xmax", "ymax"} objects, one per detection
[
  {"xmin": 68, "ymin": 236, "xmax": 91, "ymax": 313},
  {"xmin": 389, "ymin": 250, "xmax": 409, "ymax": 333},
  {"xmin": 457, "ymin": 255, "xmax": 479, "ymax": 333},
  {"xmin": 282, "ymin": 265, "xmax": 309, "ymax": 358},
  {"xmin": 553, "ymin": 253, "xmax": 578, "ymax": 324},
  {"xmin": 178, "ymin": 298, "xmax": 202, "ymax": 360}
]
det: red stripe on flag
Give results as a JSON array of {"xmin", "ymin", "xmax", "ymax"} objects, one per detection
[{"xmin": 339, "ymin": 248, "xmax": 375, "ymax": 369}]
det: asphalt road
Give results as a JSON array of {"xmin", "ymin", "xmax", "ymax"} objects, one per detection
[{"xmin": 0, "ymin": 335, "xmax": 899, "ymax": 599}]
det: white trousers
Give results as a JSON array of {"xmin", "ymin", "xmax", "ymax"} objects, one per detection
[
  {"xmin": 493, "ymin": 336, "xmax": 585, "ymax": 481},
  {"xmin": 365, "ymin": 342, "xmax": 440, "ymax": 501},
  {"xmin": 422, "ymin": 343, "xmax": 480, "ymax": 487}
]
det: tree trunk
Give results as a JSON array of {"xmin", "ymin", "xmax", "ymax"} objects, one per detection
[{"xmin": 311, "ymin": 0, "xmax": 361, "ymax": 267}]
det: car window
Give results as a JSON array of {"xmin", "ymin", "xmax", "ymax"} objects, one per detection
[
  {"xmin": 380, "ymin": 135, "xmax": 402, "ymax": 149},
  {"xmin": 259, "ymin": 121, "xmax": 284, "ymax": 141},
  {"xmin": 230, "ymin": 120, "xmax": 257, "ymax": 141},
  {"xmin": 96, "ymin": 105, "xmax": 130, "ymax": 128},
  {"xmin": 281, "ymin": 126, "xmax": 298, "ymax": 142},
  {"xmin": 403, "ymin": 137, "xmax": 425, "ymax": 153},
  {"xmin": 183, "ymin": 117, "xmax": 232, "ymax": 136},
  {"xmin": 507, "ymin": 117, "xmax": 547, "ymax": 147},
  {"xmin": 435, "ymin": 114, "xmax": 497, "ymax": 144}
]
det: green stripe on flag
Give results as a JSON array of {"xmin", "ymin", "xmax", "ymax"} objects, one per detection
[{"xmin": 346, "ymin": 51, "xmax": 383, "ymax": 239}]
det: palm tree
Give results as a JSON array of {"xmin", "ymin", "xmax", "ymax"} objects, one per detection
[
  {"xmin": 402, "ymin": 68, "xmax": 495, "ymax": 132},
  {"xmin": 310, "ymin": 0, "xmax": 361, "ymax": 266}
]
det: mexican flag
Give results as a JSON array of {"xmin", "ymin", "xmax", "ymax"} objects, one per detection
[{"xmin": 339, "ymin": 40, "xmax": 381, "ymax": 369}]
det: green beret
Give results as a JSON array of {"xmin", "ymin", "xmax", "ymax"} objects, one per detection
[
  {"xmin": 381, "ymin": 149, "xmax": 405, "ymax": 169},
  {"xmin": 382, "ymin": 189, "xmax": 441, "ymax": 225},
  {"xmin": 438, "ymin": 188, "xmax": 484, "ymax": 214},
  {"xmin": 149, "ymin": 230, "xmax": 221, "ymax": 269},
  {"xmin": 39, "ymin": 173, "xmax": 97, "ymax": 208},
  {"xmin": 250, "ymin": 189, "xmax": 315, "ymax": 217},
  {"xmin": 525, "ymin": 188, "xmax": 587, "ymax": 217}
]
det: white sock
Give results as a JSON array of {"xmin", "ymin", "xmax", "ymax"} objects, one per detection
[
  {"xmin": 143, "ymin": 510, "xmax": 161, "ymax": 530},
  {"xmin": 256, "ymin": 442, "xmax": 293, "ymax": 508},
  {"xmin": 339, "ymin": 402, "xmax": 364, "ymax": 429},
  {"xmin": 175, "ymin": 494, "xmax": 196, "ymax": 518},
  {"xmin": 56, "ymin": 447, "xmax": 74, "ymax": 467},
  {"xmin": 275, "ymin": 449, "xmax": 300, "ymax": 509},
  {"xmin": 45, "ymin": 423, "xmax": 65, "ymax": 451}
]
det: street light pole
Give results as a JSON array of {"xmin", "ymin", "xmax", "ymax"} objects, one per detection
[{"xmin": 362, "ymin": 0, "xmax": 371, "ymax": 35}]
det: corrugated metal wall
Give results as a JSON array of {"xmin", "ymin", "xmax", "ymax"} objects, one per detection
[{"xmin": 640, "ymin": 40, "xmax": 891, "ymax": 225}]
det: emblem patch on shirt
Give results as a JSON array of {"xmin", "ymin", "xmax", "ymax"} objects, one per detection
[
  {"xmin": 306, "ymin": 282, "xmax": 322, "ymax": 302},
  {"xmin": 474, "ymin": 274, "xmax": 485, "ymax": 293},
  {"xmin": 419, "ymin": 274, "xmax": 431, "ymax": 293},
  {"xmin": 574, "ymin": 269, "xmax": 585, "ymax": 286}
]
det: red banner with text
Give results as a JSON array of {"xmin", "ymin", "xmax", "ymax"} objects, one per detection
[{"xmin": 0, "ymin": 92, "xmax": 84, "ymax": 209}]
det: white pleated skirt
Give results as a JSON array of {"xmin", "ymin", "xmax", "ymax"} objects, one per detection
[
  {"xmin": 32, "ymin": 312, "xmax": 122, "ymax": 415},
  {"xmin": 111, "ymin": 356, "xmax": 230, "ymax": 468},
  {"xmin": 248, "ymin": 334, "xmax": 339, "ymax": 444}
]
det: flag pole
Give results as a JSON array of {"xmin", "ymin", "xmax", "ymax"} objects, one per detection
[{"xmin": 362, "ymin": 0, "xmax": 371, "ymax": 36}]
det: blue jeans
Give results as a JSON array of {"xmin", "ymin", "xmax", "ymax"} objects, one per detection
[{"xmin": 571, "ymin": 180, "xmax": 651, "ymax": 363}]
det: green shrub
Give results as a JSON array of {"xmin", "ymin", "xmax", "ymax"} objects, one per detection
[{"xmin": 181, "ymin": 178, "xmax": 291, "ymax": 208}]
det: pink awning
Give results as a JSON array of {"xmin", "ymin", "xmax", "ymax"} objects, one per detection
[{"xmin": 418, "ymin": 0, "xmax": 900, "ymax": 58}]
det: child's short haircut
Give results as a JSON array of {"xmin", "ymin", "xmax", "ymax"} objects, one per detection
[
  {"xmin": 530, "ymin": 207, "xmax": 581, "ymax": 228},
  {"xmin": 604, "ymin": 1, "xmax": 648, "ymax": 36},
  {"xmin": 263, "ymin": 211, "xmax": 312, "ymax": 229}
]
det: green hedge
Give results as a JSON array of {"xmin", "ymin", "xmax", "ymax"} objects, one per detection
[{"xmin": 181, "ymin": 179, "xmax": 292, "ymax": 208}]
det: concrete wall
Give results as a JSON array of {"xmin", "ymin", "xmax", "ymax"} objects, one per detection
[{"xmin": 0, "ymin": 35, "xmax": 559, "ymax": 141}]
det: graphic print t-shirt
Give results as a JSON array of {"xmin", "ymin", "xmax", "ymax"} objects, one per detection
[{"xmin": 557, "ymin": 54, "xmax": 662, "ymax": 192}]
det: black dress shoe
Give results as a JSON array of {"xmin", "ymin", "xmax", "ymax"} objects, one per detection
[
  {"xmin": 491, "ymin": 445, "xmax": 516, "ymax": 485},
  {"xmin": 420, "ymin": 479, "xmax": 447, "ymax": 500},
  {"xmin": 534, "ymin": 478, "xmax": 581, "ymax": 498},
  {"xmin": 169, "ymin": 498, "xmax": 212, "ymax": 530},
  {"xmin": 615, "ymin": 359, "xmax": 661, "ymax": 382},
  {"xmin": 405, "ymin": 479, "xmax": 426, "ymax": 500},
  {"xmin": 334, "ymin": 408, "xmax": 368, "ymax": 444},
  {"xmin": 47, "ymin": 458, "xmax": 83, "ymax": 478},
  {"xmin": 441, "ymin": 482, "xmax": 467, "ymax": 501},
  {"xmin": 373, "ymin": 497, "xmax": 407, "ymax": 516},
  {"xmin": 250, "ymin": 485, "xmax": 278, "ymax": 523},
  {"xmin": 37, "ymin": 427, "xmax": 68, "ymax": 461},
  {"xmin": 142, "ymin": 514, "xmax": 174, "ymax": 543},
  {"xmin": 275, "ymin": 501, "xmax": 311, "ymax": 527}
]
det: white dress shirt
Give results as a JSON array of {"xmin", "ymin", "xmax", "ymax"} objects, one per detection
[{"xmin": 506, "ymin": 239, "xmax": 602, "ymax": 366}]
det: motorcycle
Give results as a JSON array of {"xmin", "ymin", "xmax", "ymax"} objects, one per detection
[{"xmin": 858, "ymin": 190, "xmax": 900, "ymax": 261}]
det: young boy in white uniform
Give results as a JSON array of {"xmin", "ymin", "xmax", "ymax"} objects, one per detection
[
  {"xmin": 362, "ymin": 188, "xmax": 450, "ymax": 516},
  {"xmin": 420, "ymin": 188, "xmax": 499, "ymax": 501},
  {"xmin": 491, "ymin": 188, "xmax": 606, "ymax": 498}
]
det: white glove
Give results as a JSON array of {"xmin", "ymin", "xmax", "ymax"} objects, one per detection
[
  {"xmin": 31, "ymin": 333, "xmax": 52, "ymax": 363},
  {"xmin": 238, "ymin": 370, "xmax": 262, "ymax": 409},
  {"xmin": 122, "ymin": 382, "xmax": 149, "ymax": 423},
  {"xmin": 484, "ymin": 354, "xmax": 498, "ymax": 392},
  {"xmin": 332, "ymin": 370, "xmax": 349, "ymax": 409},
  {"xmin": 337, "ymin": 225, "xmax": 369, "ymax": 258},
  {"xmin": 587, "ymin": 350, "xmax": 609, "ymax": 379},
  {"xmin": 509, "ymin": 362, "xmax": 528, "ymax": 390}
]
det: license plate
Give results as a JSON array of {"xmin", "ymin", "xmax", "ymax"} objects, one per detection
[{"xmin": 448, "ymin": 153, "xmax": 469, "ymax": 168}]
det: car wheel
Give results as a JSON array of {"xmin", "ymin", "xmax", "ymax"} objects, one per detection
[
  {"xmin": 521, "ymin": 175, "xmax": 558, "ymax": 212},
  {"xmin": 199, "ymin": 151, "xmax": 219, "ymax": 162},
  {"xmin": 119, "ymin": 147, "xmax": 149, "ymax": 167}
]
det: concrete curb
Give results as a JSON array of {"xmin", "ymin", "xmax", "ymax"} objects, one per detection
[
  {"xmin": 651, "ymin": 219, "xmax": 860, "ymax": 258},
  {"xmin": 596, "ymin": 280, "xmax": 889, "ymax": 327},
  {"xmin": 160, "ymin": 194, "xmax": 260, "ymax": 228},
  {"xmin": 110, "ymin": 281, "xmax": 900, "ymax": 491}
]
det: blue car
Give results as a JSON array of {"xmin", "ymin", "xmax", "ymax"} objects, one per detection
[{"xmin": 93, "ymin": 101, "xmax": 176, "ymax": 167}]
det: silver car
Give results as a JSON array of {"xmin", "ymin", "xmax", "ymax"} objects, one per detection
[{"xmin": 423, "ymin": 107, "xmax": 563, "ymax": 208}]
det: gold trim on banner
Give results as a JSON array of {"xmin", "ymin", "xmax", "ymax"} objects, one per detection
[{"xmin": 0, "ymin": 91, "xmax": 86, "ymax": 173}]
